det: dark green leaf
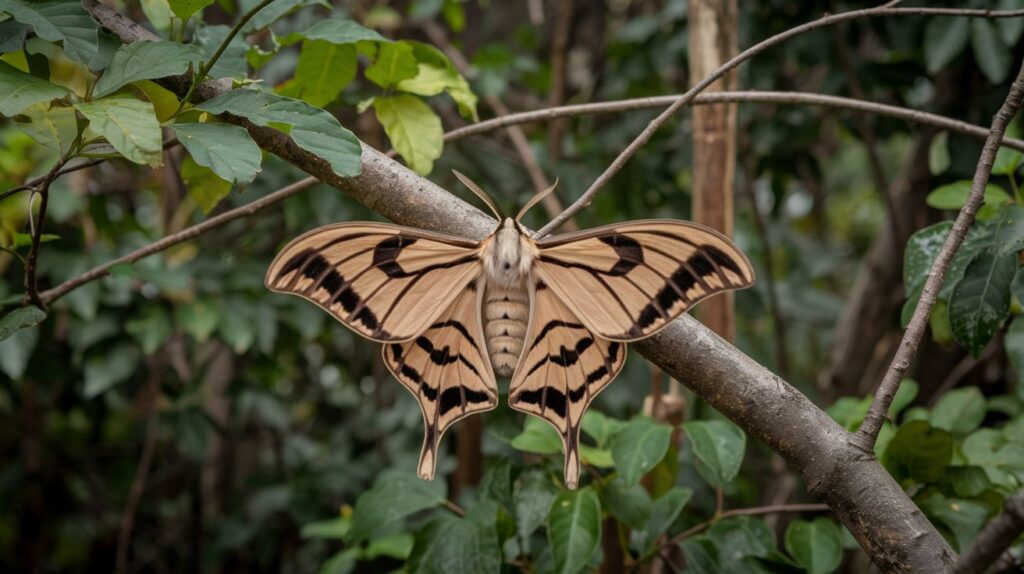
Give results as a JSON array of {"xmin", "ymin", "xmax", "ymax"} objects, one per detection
[
  {"xmin": 0, "ymin": 60, "xmax": 69, "ymax": 116},
  {"xmin": 318, "ymin": 549, "xmax": 357, "ymax": 574},
  {"xmin": 962, "ymin": 428, "xmax": 1024, "ymax": 486},
  {"xmin": 0, "ymin": 322, "xmax": 38, "ymax": 378},
  {"xmin": 924, "ymin": 17, "xmax": 969, "ymax": 73},
  {"xmin": 784, "ymin": 518, "xmax": 842, "ymax": 574},
  {"xmin": 547, "ymin": 487, "xmax": 601, "ymax": 574},
  {"xmin": 708, "ymin": 516, "xmax": 775, "ymax": 569},
  {"xmin": 75, "ymin": 96, "xmax": 163, "ymax": 166},
  {"xmin": 929, "ymin": 131, "xmax": 950, "ymax": 175},
  {"xmin": 83, "ymin": 343, "xmax": 140, "ymax": 398},
  {"xmin": 949, "ymin": 247, "xmax": 1015, "ymax": 356},
  {"xmin": 581, "ymin": 410, "xmax": 623, "ymax": 447},
  {"xmin": 194, "ymin": 24, "xmax": 249, "ymax": 79},
  {"xmin": 680, "ymin": 537, "xmax": 719, "ymax": 574},
  {"xmin": 292, "ymin": 40, "xmax": 357, "ymax": 107},
  {"xmin": 407, "ymin": 503, "xmax": 500, "ymax": 574},
  {"xmin": 365, "ymin": 41, "xmax": 418, "ymax": 88},
  {"xmin": 601, "ymin": 478, "xmax": 651, "ymax": 530},
  {"xmin": 125, "ymin": 306, "xmax": 171, "ymax": 354},
  {"xmin": 169, "ymin": 0, "xmax": 216, "ymax": 20},
  {"xmin": 197, "ymin": 89, "xmax": 362, "ymax": 178},
  {"xmin": 287, "ymin": 18, "xmax": 390, "ymax": 44},
  {"xmin": 346, "ymin": 471, "xmax": 445, "ymax": 542},
  {"xmin": 0, "ymin": 0, "xmax": 99, "ymax": 66},
  {"xmin": 883, "ymin": 420, "xmax": 952, "ymax": 483},
  {"xmin": 513, "ymin": 468, "xmax": 557, "ymax": 550},
  {"xmin": 682, "ymin": 419, "xmax": 746, "ymax": 485},
  {"xmin": 945, "ymin": 466, "xmax": 993, "ymax": 498},
  {"xmin": 931, "ymin": 387, "xmax": 986, "ymax": 435},
  {"xmin": 300, "ymin": 517, "xmax": 350, "ymax": 539},
  {"xmin": 0, "ymin": 305, "xmax": 46, "ymax": 340},
  {"xmin": 997, "ymin": 0, "xmax": 1024, "ymax": 45},
  {"xmin": 0, "ymin": 20, "xmax": 30, "ymax": 52},
  {"xmin": 171, "ymin": 122, "xmax": 262, "ymax": 184},
  {"xmin": 919, "ymin": 491, "xmax": 991, "ymax": 553},
  {"xmin": 638, "ymin": 487, "xmax": 691, "ymax": 552},
  {"xmin": 93, "ymin": 41, "xmax": 205, "ymax": 98},
  {"xmin": 510, "ymin": 416, "xmax": 562, "ymax": 454},
  {"xmin": 903, "ymin": 221, "xmax": 952, "ymax": 296},
  {"xmin": 972, "ymin": 18, "xmax": 1011, "ymax": 84},
  {"xmin": 176, "ymin": 300, "xmax": 219, "ymax": 342},
  {"xmin": 16, "ymin": 102, "xmax": 78, "ymax": 154},
  {"xmin": 610, "ymin": 415, "xmax": 672, "ymax": 485},
  {"xmin": 994, "ymin": 205, "xmax": 1024, "ymax": 255}
]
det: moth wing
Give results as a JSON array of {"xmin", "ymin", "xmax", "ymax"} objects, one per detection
[
  {"xmin": 384, "ymin": 278, "xmax": 498, "ymax": 480},
  {"xmin": 508, "ymin": 275, "xmax": 626, "ymax": 489},
  {"xmin": 534, "ymin": 220, "xmax": 755, "ymax": 341},
  {"xmin": 266, "ymin": 222, "xmax": 483, "ymax": 342}
]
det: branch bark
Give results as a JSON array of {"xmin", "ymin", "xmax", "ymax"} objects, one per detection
[
  {"xmin": 948, "ymin": 493, "xmax": 1024, "ymax": 574},
  {"xmin": 855, "ymin": 59, "xmax": 1024, "ymax": 450}
]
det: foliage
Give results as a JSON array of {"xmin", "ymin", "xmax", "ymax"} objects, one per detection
[{"xmin": 1, "ymin": 1, "xmax": 1023, "ymax": 573}]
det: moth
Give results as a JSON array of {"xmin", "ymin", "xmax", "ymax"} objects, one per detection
[{"xmin": 265, "ymin": 172, "xmax": 754, "ymax": 488}]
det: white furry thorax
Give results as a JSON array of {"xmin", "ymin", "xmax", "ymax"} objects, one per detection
[{"xmin": 482, "ymin": 218, "xmax": 535, "ymax": 288}]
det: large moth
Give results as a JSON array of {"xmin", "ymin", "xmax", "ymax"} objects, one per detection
[{"xmin": 265, "ymin": 172, "xmax": 755, "ymax": 488}]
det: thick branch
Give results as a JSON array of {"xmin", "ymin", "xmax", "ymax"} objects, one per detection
[
  {"xmin": 949, "ymin": 493, "xmax": 1024, "ymax": 574},
  {"xmin": 856, "ymin": 60, "xmax": 1024, "ymax": 449}
]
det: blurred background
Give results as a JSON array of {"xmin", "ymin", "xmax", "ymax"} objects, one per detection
[{"xmin": 2, "ymin": 0, "xmax": 1024, "ymax": 572}]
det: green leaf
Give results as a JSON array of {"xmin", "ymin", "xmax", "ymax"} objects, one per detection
[
  {"xmin": 0, "ymin": 306, "xmax": 46, "ymax": 340},
  {"xmin": 928, "ymin": 131, "xmax": 950, "ymax": 175},
  {"xmin": 241, "ymin": 0, "xmax": 325, "ymax": 33},
  {"xmin": 601, "ymin": 479, "xmax": 651, "ymax": 530},
  {"xmin": 347, "ymin": 471, "xmax": 445, "ymax": 542},
  {"xmin": 919, "ymin": 492, "xmax": 991, "ymax": 553},
  {"xmin": 0, "ymin": 20, "xmax": 30, "ymax": 52},
  {"xmin": 581, "ymin": 410, "xmax": 624, "ymax": 447},
  {"xmin": 925, "ymin": 181, "xmax": 1010, "ymax": 213},
  {"xmin": 945, "ymin": 465, "xmax": 993, "ymax": 498},
  {"xmin": 931, "ymin": 387, "xmax": 987, "ymax": 435},
  {"xmin": 510, "ymin": 416, "xmax": 562, "ymax": 454},
  {"xmin": 943, "ymin": 220, "xmax": 999, "ymax": 299},
  {"xmin": 365, "ymin": 533, "xmax": 414, "ymax": 560},
  {"xmin": 997, "ymin": 0, "xmax": 1024, "ymax": 46},
  {"xmin": 707, "ymin": 516, "xmax": 776, "ymax": 569},
  {"xmin": 169, "ymin": 0, "xmax": 215, "ymax": 20},
  {"xmin": 0, "ymin": 322, "xmax": 37, "ymax": 379},
  {"xmin": 962, "ymin": 428, "xmax": 1024, "ymax": 487},
  {"xmin": 83, "ymin": 343, "xmax": 140, "ymax": 398},
  {"xmin": 680, "ymin": 537, "xmax": 719, "ymax": 573},
  {"xmin": 318, "ymin": 549, "xmax": 358, "ymax": 574},
  {"xmin": 994, "ymin": 205, "xmax": 1024, "ymax": 255},
  {"xmin": 890, "ymin": 379, "xmax": 919, "ymax": 419},
  {"xmin": 287, "ymin": 18, "xmax": 390, "ymax": 45},
  {"xmin": 93, "ymin": 41, "xmax": 205, "ymax": 98},
  {"xmin": 0, "ymin": 0, "xmax": 100, "ymax": 67},
  {"xmin": 609, "ymin": 416, "xmax": 672, "ymax": 485},
  {"xmin": 682, "ymin": 419, "xmax": 746, "ymax": 485},
  {"xmin": 197, "ymin": 89, "xmax": 362, "ymax": 178},
  {"xmin": 408, "ymin": 503, "xmax": 500, "ymax": 574},
  {"xmin": 548, "ymin": 487, "xmax": 601, "ymax": 574},
  {"xmin": 171, "ymin": 122, "xmax": 261, "ymax": 184},
  {"xmin": 181, "ymin": 156, "xmax": 232, "ymax": 213},
  {"xmin": 373, "ymin": 94, "xmax": 442, "ymax": 174},
  {"xmin": 365, "ymin": 41, "xmax": 418, "ymax": 88},
  {"xmin": 972, "ymin": 18, "xmax": 1011, "ymax": 84},
  {"xmin": 903, "ymin": 221, "xmax": 952, "ymax": 296},
  {"xmin": 639, "ymin": 487, "xmax": 692, "ymax": 553},
  {"xmin": 883, "ymin": 420, "xmax": 952, "ymax": 483},
  {"xmin": 300, "ymin": 517, "xmax": 350, "ymax": 539},
  {"xmin": 194, "ymin": 24, "xmax": 249, "ymax": 79},
  {"xmin": 826, "ymin": 395, "xmax": 871, "ymax": 431},
  {"xmin": 784, "ymin": 518, "xmax": 842, "ymax": 574},
  {"xmin": 949, "ymin": 247, "xmax": 1015, "ymax": 356},
  {"xmin": 292, "ymin": 40, "xmax": 357, "ymax": 107},
  {"xmin": 924, "ymin": 17, "xmax": 970, "ymax": 73},
  {"xmin": 140, "ymin": 0, "xmax": 172, "ymax": 32},
  {"xmin": 176, "ymin": 300, "xmax": 219, "ymax": 342},
  {"xmin": 125, "ymin": 306, "xmax": 171, "ymax": 354},
  {"xmin": 75, "ymin": 96, "xmax": 162, "ymax": 166},
  {"xmin": 0, "ymin": 60, "xmax": 69, "ymax": 117},
  {"xmin": 993, "ymin": 146, "xmax": 1022, "ymax": 177},
  {"xmin": 15, "ymin": 102, "xmax": 78, "ymax": 155},
  {"xmin": 1006, "ymin": 315, "xmax": 1024, "ymax": 395},
  {"xmin": 513, "ymin": 468, "xmax": 557, "ymax": 548},
  {"xmin": 396, "ymin": 41, "xmax": 478, "ymax": 120}
]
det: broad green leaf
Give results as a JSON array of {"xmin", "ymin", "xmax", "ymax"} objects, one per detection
[
  {"xmin": 903, "ymin": 221, "xmax": 952, "ymax": 296},
  {"xmin": 0, "ymin": 60, "xmax": 68, "ymax": 117},
  {"xmin": 93, "ymin": 40, "xmax": 205, "ymax": 98},
  {"xmin": 283, "ymin": 18, "xmax": 390, "ymax": 45},
  {"xmin": 241, "ymin": 0, "xmax": 326, "ymax": 33},
  {"xmin": 169, "ymin": 0, "xmax": 215, "ymax": 20},
  {"xmin": 15, "ymin": 102, "xmax": 79, "ymax": 155},
  {"xmin": 140, "ymin": 0, "xmax": 173, "ymax": 31},
  {"xmin": 292, "ymin": 40, "xmax": 357, "ymax": 107},
  {"xmin": 784, "ymin": 518, "xmax": 842, "ymax": 574},
  {"xmin": 994, "ymin": 205, "xmax": 1024, "ymax": 255},
  {"xmin": 890, "ymin": 379, "xmax": 919, "ymax": 418},
  {"xmin": 680, "ymin": 537, "xmax": 719, "ymax": 573},
  {"xmin": 300, "ymin": 517, "xmax": 350, "ymax": 539},
  {"xmin": 408, "ymin": 502, "xmax": 500, "ymax": 574},
  {"xmin": 346, "ymin": 471, "xmax": 445, "ymax": 542},
  {"xmin": 0, "ymin": 322, "xmax": 37, "ymax": 378},
  {"xmin": 945, "ymin": 466, "xmax": 993, "ymax": 498},
  {"xmin": 972, "ymin": 18, "xmax": 1011, "ymax": 84},
  {"xmin": 513, "ymin": 468, "xmax": 557, "ymax": 548},
  {"xmin": 682, "ymin": 419, "xmax": 746, "ymax": 485},
  {"xmin": 639, "ymin": 487, "xmax": 692, "ymax": 553},
  {"xmin": 882, "ymin": 420, "xmax": 952, "ymax": 483},
  {"xmin": 75, "ymin": 96, "xmax": 163, "ymax": 166},
  {"xmin": 0, "ymin": 0, "xmax": 99, "ymax": 66},
  {"xmin": 125, "ymin": 306, "xmax": 171, "ymax": 354},
  {"xmin": 601, "ymin": 479, "xmax": 651, "ymax": 530},
  {"xmin": 510, "ymin": 416, "xmax": 562, "ymax": 454},
  {"xmin": 83, "ymin": 343, "xmax": 140, "ymax": 398},
  {"xmin": 0, "ymin": 20, "xmax": 30, "ymax": 52},
  {"xmin": 548, "ymin": 487, "xmax": 601, "ymax": 574},
  {"xmin": 993, "ymin": 146, "xmax": 1022, "ymax": 176},
  {"xmin": 707, "ymin": 516, "xmax": 776, "ymax": 570},
  {"xmin": 942, "ymin": 220, "xmax": 998, "ymax": 299},
  {"xmin": 396, "ymin": 41, "xmax": 478, "ymax": 120},
  {"xmin": 365, "ymin": 41, "xmax": 418, "ymax": 88},
  {"xmin": 962, "ymin": 428, "xmax": 1024, "ymax": 487},
  {"xmin": 609, "ymin": 416, "xmax": 672, "ymax": 485},
  {"xmin": 924, "ymin": 17, "xmax": 969, "ymax": 74},
  {"xmin": 931, "ymin": 387, "xmax": 986, "ymax": 435},
  {"xmin": 949, "ymin": 247, "xmax": 1015, "ymax": 356},
  {"xmin": 197, "ymin": 89, "xmax": 362, "ymax": 178},
  {"xmin": 928, "ymin": 131, "xmax": 950, "ymax": 175},
  {"xmin": 171, "ymin": 122, "xmax": 261, "ymax": 184},
  {"xmin": 579, "ymin": 445, "xmax": 614, "ymax": 468},
  {"xmin": 918, "ymin": 491, "xmax": 991, "ymax": 553},
  {"xmin": 0, "ymin": 306, "xmax": 46, "ymax": 340},
  {"xmin": 373, "ymin": 94, "xmax": 442, "ymax": 174},
  {"xmin": 194, "ymin": 24, "xmax": 249, "ymax": 79},
  {"xmin": 581, "ymin": 410, "xmax": 623, "ymax": 447},
  {"xmin": 181, "ymin": 156, "xmax": 232, "ymax": 213},
  {"xmin": 176, "ymin": 300, "xmax": 219, "ymax": 342},
  {"xmin": 925, "ymin": 181, "xmax": 1010, "ymax": 213},
  {"xmin": 997, "ymin": 0, "xmax": 1024, "ymax": 46}
]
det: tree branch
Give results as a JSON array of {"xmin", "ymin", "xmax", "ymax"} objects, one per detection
[
  {"xmin": 533, "ymin": 3, "xmax": 1024, "ymax": 238},
  {"xmin": 665, "ymin": 503, "xmax": 830, "ymax": 547},
  {"xmin": 948, "ymin": 493, "xmax": 1024, "ymax": 574},
  {"xmin": 855, "ymin": 59, "xmax": 1024, "ymax": 450}
]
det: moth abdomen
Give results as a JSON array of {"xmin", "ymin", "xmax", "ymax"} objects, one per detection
[{"xmin": 483, "ymin": 281, "xmax": 529, "ymax": 378}]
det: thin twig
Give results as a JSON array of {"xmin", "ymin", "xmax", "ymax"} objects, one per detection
[
  {"xmin": 533, "ymin": 3, "xmax": 1024, "ymax": 238},
  {"xmin": 855, "ymin": 59, "xmax": 1024, "ymax": 450},
  {"xmin": 948, "ymin": 493, "xmax": 1024, "ymax": 574},
  {"xmin": 664, "ymin": 503, "xmax": 830, "ymax": 548},
  {"xmin": 23, "ymin": 154, "xmax": 73, "ymax": 308},
  {"xmin": 441, "ymin": 499, "xmax": 467, "ymax": 517}
]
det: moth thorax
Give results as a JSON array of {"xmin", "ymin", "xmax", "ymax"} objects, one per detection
[
  {"xmin": 483, "ymin": 279, "xmax": 529, "ymax": 378},
  {"xmin": 483, "ymin": 219, "xmax": 532, "ymax": 288}
]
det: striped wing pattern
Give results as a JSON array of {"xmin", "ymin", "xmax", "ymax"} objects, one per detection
[
  {"xmin": 384, "ymin": 279, "xmax": 498, "ymax": 480},
  {"xmin": 534, "ymin": 220, "xmax": 755, "ymax": 341},
  {"xmin": 508, "ymin": 277, "xmax": 626, "ymax": 489},
  {"xmin": 265, "ymin": 223, "xmax": 483, "ymax": 342}
]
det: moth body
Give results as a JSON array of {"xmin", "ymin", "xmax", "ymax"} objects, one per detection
[{"xmin": 481, "ymin": 218, "xmax": 535, "ymax": 377}]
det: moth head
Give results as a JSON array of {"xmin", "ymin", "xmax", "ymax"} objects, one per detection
[{"xmin": 484, "ymin": 218, "xmax": 532, "ymax": 287}]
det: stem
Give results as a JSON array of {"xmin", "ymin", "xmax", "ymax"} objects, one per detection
[
  {"xmin": 855, "ymin": 59, "xmax": 1024, "ymax": 450},
  {"xmin": 949, "ymin": 493, "xmax": 1024, "ymax": 574}
]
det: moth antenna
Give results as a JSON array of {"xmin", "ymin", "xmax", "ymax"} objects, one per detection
[
  {"xmin": 452, "ymin": 169, "xmax": 504, "ymax": 220},
  {"xmin": 516, "ymin": 179, "xmax": 559, "ymax": 223}
]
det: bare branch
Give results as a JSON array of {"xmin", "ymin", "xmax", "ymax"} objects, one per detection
[
  {"xmin": 948, "ymin": 493, "xmax": 1024, "ymax": 574},
  {"xmin": 855, "ymin": 60, "xmax": 1024, "ymax": 450},
  {"xmin": 533, "ymin": 4, "xmax": 1024, "ymax": 238},
  {"xmin": 666, "ymin": 503, "xmax": 830, "ymax": 546}
]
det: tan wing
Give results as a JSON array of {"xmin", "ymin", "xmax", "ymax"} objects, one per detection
[
  {"xmin": 508, "ymin": 276, "xmax": 626, "ymax": 489},
  {"xmin": 534, "ymin": 220, "xmax": 755, "ymax": 341},
  {"xmin": 384, "ymin": 278, "xmax": 498, "ymax": 480},
  {"xmin": 266, "ymin": 223, "xmax": 483, "ymax": 342}
]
